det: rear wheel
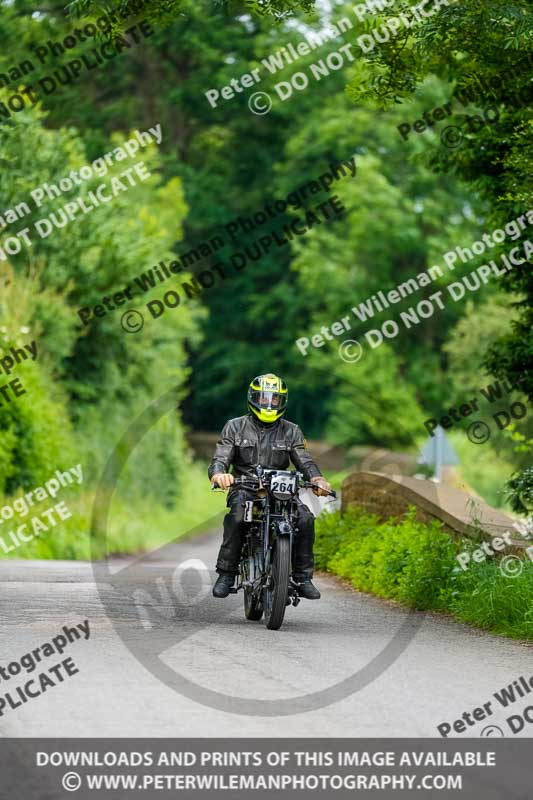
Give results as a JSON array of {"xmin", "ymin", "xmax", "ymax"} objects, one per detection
[
  {"xmin": 244, "ymin": 587, "xmax": 263, "ymax": 620},
  {"xmin": 264, "ymin": 535, "xmax": 291, "ymax": 630},
  {"xmin": 243, "ymin": 548, "xmax": 263, "ymax": 621}
]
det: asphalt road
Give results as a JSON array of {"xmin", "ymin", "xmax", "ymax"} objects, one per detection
[{"xmin": 0, "ymin": 527, "xmax": 532, "ymax": 738}]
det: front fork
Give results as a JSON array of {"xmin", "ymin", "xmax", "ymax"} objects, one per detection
[
  {"xmin": 241, "ymin": 498, "xmax": 301, "ymax": 607},
  {"xmin": 264, "ymin": 513, "xmax": 301, "ymax": 607}
]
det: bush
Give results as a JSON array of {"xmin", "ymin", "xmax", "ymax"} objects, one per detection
[
  {"xmin": 317, "ymin": 507, "xmax": 456, "ymax": 610},
  {"xmin": 315, "ymin": 506, "xmax": 533, "ymax": 639},
  {"xmin": 506, "ymin": 467, "xmax": 533, "ymax": 515},
  {"xmin": 0, "ymin": 343, "xmax": 77, "ymax": 495}
]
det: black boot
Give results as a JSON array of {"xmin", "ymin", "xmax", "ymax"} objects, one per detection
[
  {"xmin": 294, "ymin": 578, "xmax": 320, "ymax": 600},
  {"xmin": 213, "ymin": 572, "xmax": 235, "ymax": 598}
]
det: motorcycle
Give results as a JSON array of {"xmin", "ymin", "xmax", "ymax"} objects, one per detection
[{"xmin": 213, "ymin": 467, "xmax": 336, "ymax": 630}]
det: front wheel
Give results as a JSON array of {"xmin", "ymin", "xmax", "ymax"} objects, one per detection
[{"xmin": 263, "ymin": 535, "xmax": 291, "ymax": 630}]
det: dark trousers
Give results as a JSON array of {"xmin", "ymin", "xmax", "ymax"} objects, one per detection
[{"xmin": 216, "ymin": 489, "xmax": 315, "ymax": 579}]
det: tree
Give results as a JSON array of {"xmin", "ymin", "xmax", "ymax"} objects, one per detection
[
  {"xmin": 286, "ymin": 0, "xmax": 533, "ymax": 401},
  {"xmin": 443, "ymin": 294, "xmax": 520, "ymax": 398},
  {"xmin": 4, "ymin": 0, "xmax": 528, "ymax": 469},
  {"xmin": 0, "ymin": 97, "xmax": 200, "ymax": 499}
]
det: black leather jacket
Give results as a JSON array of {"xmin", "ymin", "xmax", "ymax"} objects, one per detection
[{"xmin": 208, "ymin": 414, "xmax": 322, "ymax": 482}]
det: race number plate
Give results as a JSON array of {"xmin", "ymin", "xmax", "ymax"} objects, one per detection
[{"xmin": 270, "ymin": 472, "xmax": 297, "ymax": 498}]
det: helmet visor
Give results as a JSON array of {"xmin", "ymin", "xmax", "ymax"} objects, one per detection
[{"xmin": 249, "ymin": 389, "xmax": 287, "ymax": 412}]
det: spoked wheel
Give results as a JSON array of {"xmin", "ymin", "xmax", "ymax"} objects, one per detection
[
  {"xmin": 244, "ymin": 586, "xmax": 263, "ymax": 620},
  {"xmin": 263, "ymin": 536, "xmax": 291, "ymax": 630},
  {"xmin": 243, "ymin": 553, "xmax": 263, "ymax": 621}
]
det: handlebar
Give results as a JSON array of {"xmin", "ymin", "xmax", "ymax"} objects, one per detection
[
  {"xmin": 303, "ymin": 481, "xmax": 337, "ymax": 499},
  {"xmin": 211, "ymin": 475, "xmax": 336, "ymax": 498}
]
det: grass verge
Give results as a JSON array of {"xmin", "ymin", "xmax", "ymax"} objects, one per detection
[
  {"xmin": 315, "ymin": 507, "xmax": 533, "ymax": 640},
  {"xmin": 0, "ymin": 461, "xmax": 225, "ymax": 561}
]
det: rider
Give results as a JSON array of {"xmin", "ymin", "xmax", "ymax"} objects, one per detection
[{"xmin": 209, "ymin": 373, "xmax": 332, "ymax": 600}]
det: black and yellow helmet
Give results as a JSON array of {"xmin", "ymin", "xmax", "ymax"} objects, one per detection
[{"xmin": 248, "ymin": 373, "xmax": 288, "ymax": 423}]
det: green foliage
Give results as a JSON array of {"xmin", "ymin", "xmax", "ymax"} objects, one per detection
[
  {"xmin": 3, "ymin": 1, "xmax": 509, "ymax": 446},
  {"xmin": 338, "ymin": 0, "xmax": 533, "ymax": 403},
  {"xmin": 0, "ymin": 461, "xmax": 224, "ymax": 561},
  {"xmin": 0, "ymin": 357, "xmax": 76, "ymax": 495},
  {"xmin": 0, "ymin": 266, "xmax": 77, "ymax": 493},
  {"xmin": 446, "ymin": 430, "xmax": 517, "ymax": 510},
  {"xmin": 448, "ymin": 559, "xmax": 533, "ymax": 640},
  {"xmin": 443, "ymin": 295, "xmax": 521, "ymax": 399},
  {"xmin": 324, "ymin": 346, "xmax": 423, "ymax": 448},
  {"xmin": 0, "ymin": 0, "xmax": 529, "ymax": 548},
  {"xmin": 316, "ymin": 507, "xmax": 533, "ymax": 638},
  {"xmin": 505, "ymin": 428, "xmax": 533, "ymax": 456},
  {"xmin": 68, "ymin": 0, "xmax": 318, "ymax": 27},
  {"xmin": 62, "ymin": 0, "xmax": 530, "ymax": 448},
  {"xmin": 506, "ymin": 467, "xmax": 533, "ymax": 515},
  {"xmin": 0, "ymin": 76, "xmax": 205, "ymax": 537},
  {"xmin": 317, "ymin": 507, "xmax": 456, "ymax": 610}
]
